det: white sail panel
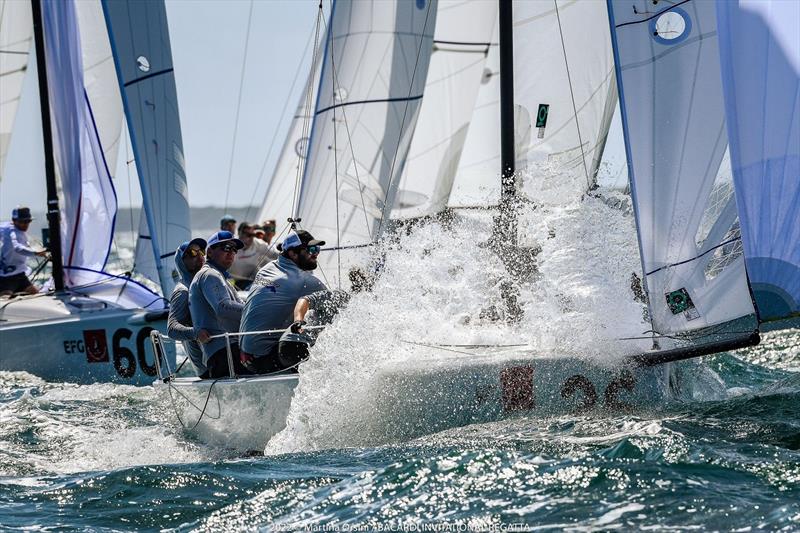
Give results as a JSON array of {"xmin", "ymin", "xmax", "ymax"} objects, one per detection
[
  {"xmin": 393, "ymin": 0, "xmax": 497, "ymax": 219},
  {"xmin": 297, "ymin": 0, "xmax": 437, "ymax": 286},
  {"xmin": 103, "ymin": 0, "xmax": 191, "ymax": 295},
  {"xmin": 608, "ymin": 0, "xmax": 755, "ymax": 334},
  {"xmin": 257, "ymin": 62, "xmax": 321, "ymax": 235},
  {"xmin": 75, "ymin": 0, "xmax": 123, "ymax": 181},
  {"xmin": 42, "ymin": 0, "xmax": 117, "ymax": 284},
  {"xmin": 0, "ymin": 0, "xmax": 33, "ymax": 182},
  {"xmin": 718, "ymin": 0, "xmax": 800, "ymax": 323},
  {"xmin": 513, "ymin": 0, "xmax": 617, "ymax": 197},
  {"xmin": 448, "ymin": 32, "xmax": 500, "ymax": 208}
]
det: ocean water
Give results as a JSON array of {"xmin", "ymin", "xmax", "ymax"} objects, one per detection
[{"xmin": 1, "ymin": 184, "xmax": 798, "ymax": 531}]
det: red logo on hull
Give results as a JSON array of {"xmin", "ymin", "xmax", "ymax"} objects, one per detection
[
  {"xmin": 500, "ymin": 365, "xmax": 534, "ymax": 411},
  {"xmin": 83, "ymin": 330, "xmax": 109, "ymax": 363}
]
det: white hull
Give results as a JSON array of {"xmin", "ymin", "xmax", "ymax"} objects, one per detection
[
  {"xmin": 156, "ymin": 351, "xmax": 669, "ymax": 452},
  {"xmin": 0, "ymin": 293, "xmax": 175, "ymax": 385}
]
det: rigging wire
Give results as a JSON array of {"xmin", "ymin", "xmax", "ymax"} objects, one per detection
[
  {"xmin": 223, "ymin": 0, "xmax": 256, "ymax": 211},
  {"xmin": 291, "ymin": 2, "xmax": 325, "ymax": 220},
  {"xmin": 553, "ymin": 0, "xmax": 592, "ymax": 191}
]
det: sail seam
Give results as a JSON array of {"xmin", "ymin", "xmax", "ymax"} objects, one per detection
[
  {"xmin": 315, "ymin": 94, "xmax": 423, "ymax": 115},
  {"xmin": 645, "ymin": 236, "xmax": 741, "ymax": 276},
  {"xmin": 122, "ymin": 67, "xmax": 173, "ymax": 87}
]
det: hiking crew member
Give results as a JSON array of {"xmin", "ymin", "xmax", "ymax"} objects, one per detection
[
  {"xmin": 0, "ymin": 207, "xmax": 48, "ymax": 296},
  {"xmin": 239, "ymin": 230, "xmax": 327, "ymax": 374},
  {"xmin": 168, "ymin": 238, "xmax": 211, "ymax": 378},
  {"xmin": 228, "ymin": 222, "xmax": 278, "ymax": 290},
  {"xmin": 189, "ymin": 231, "xmax": 248, "ymax": 378}
]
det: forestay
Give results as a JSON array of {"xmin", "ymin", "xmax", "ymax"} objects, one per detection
[
  {"xmin": 717, "ymin": 0, "xmax": 800, "ymax": 323},
  {"xmin": 393, "ymin": 0, "xmax": 497, "ymax": 219},
  {"xmin": 297, "ymin": 0, "xmax": 437, "ymax": 287},
  {"xmin": 103, "ymin": 0, "xmax": 191, "ymax": 295},
  {"xmin": 608, "ymin": 0, "xmax": 755, "ymax": 335},
  {"xmin": 0, "ymin": 0, "xmax": 33, "ymax": 182}
]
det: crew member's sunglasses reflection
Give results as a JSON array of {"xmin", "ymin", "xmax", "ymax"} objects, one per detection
[
  {"xmin": 304, "ymin": 245, "xmax": 321, "ymax": 255},
  {"xmin": 185, "ymin": 247, "xmax": 205, "ymax": 258},
  {"xmin": 217, "ymin": 244, "xmax": 239, "ymax": 254}
]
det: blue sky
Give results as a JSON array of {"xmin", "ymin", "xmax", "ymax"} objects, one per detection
[{"xmin": 0, "ymin": 0, "xmax": 319, "ymax": 215}]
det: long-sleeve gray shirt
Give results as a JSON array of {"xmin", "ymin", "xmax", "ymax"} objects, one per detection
[
  {"xmin": 168, "ymin": 282, "xmax": 206, "ymax": 375},
  {"xmin": 240, "ymin": 255, "xmax": 326, "ymax": 356},
  {"xmin": 188, "ymin": 260, "xmax": 244, "ymax": 363}
]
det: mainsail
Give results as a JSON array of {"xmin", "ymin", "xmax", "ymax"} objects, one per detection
[
  {"xmin": 392, "ymin": 0, "xmax": 497, "ymax": 219},
  {"xmin": 608, "ymin": 0, "xmax": 755, "ymax": 335},
  {"xmin": 296, "ymin": 0, "xmax": 437, "ymax": 286},
  {"xmin": 451, "ymin": 1, "xmax": 618, "ymax": 209},
  {"xmin": 0, "ymin": 0, "xmax": 33, "ymax": 182},
  {"xmin": 103, "ymin": 0, "xmax": 191, "ymax": 295},
  {"xmin": 513, "ymin": 0, "xmax": 617, "ymax": 196},
  {"xmin": 717, "ymin": 0, "xmax": 800, "ymax": 324}
]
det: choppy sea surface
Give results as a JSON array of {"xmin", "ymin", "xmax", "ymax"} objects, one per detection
[{"xmin": 2, "ymin": 183, "xmax": 799, "ymax": 531}]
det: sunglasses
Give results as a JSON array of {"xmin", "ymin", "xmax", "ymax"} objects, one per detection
[
  {"xmin": 264, "ymin": 226, "xmax": 276, "ymax": 232},
  {"xmin": 214, "ymin": 243, "xmax": 239, "ymax": 254},
  {"xmin": 304, "ymin": 245, "xmax": 321, "ymax": 255},
  {"xmin": 185, "ymin": 247, "xmax": 205, "ymax": 258}
]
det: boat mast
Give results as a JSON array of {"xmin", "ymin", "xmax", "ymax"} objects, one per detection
[
  {"xmin": 498, "ymin": 0, "xmax": 517, "ymax": 248},
  {"xmin": 30, "ymin": 0, "xmax": 65, "ymax": 292}
]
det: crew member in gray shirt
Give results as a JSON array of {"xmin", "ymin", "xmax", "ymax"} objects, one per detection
[
  {"xmin": 239, "ymin": 229, "xmax": 327, "ymax": 374},
  {"xmin": 168, "ymin": 238, "xmax": 210, "ymax": 377},
  {"xmin": 189, "ymin": 231, "xmax": 248, "ymax": 378}
]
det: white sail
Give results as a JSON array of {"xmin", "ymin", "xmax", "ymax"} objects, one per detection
[
  {"xmin": 513, "ymin": 0, "xmax": 617, "ymax": 198},
  {"xmin": 103, "ymin": 0, "xmax": 191, "ymax": 295},
  {"xmin": 608, "ymin": 0, "xmax": 755, "ymax": 335},
  {"xmin": 0, "ymin": 0, "xmax": 33, "ymax": 182},
  {"xmin": 448, "ymin": 30, "xmax": 500, "ymax": 208},
  {"xmin": 42, "ymin": 0, "xmax": 117, "ymax": 285},
  {"xmin": 718, "ymin": 0, "xmax": 800, "ymax": 324},
  {"xmin": 392, "ymin": 0, "xmax": 497, "ymax": 219},
  {"xmin": 75, "ymin": 0, "xmax": 123, "ymax": 182},
  {"xmin": 296, "ymin": 0, "xmax": 437, "ymax": 287},
  {"xmin": 449, "ymin": 1, "xmax": 618, "ymax": 208},
  {"xmin": 257, "ymin": 60, "xmax": 321, "ymax": 235}
]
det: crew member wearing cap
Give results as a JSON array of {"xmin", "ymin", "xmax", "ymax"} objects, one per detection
[
  {"xmin": 189, "ymin": 231, "xmax": 249, "ymax": 378},
  {"xmin": 220, "ymin": 215, "xmax": 237, "ymax": 233},
  {"xmin": 168, "ymin": 238, "xmax": 211, "ymax": 377},
  {"xmin": 239, "ymin": 229, "xmax": 327, "ymax": 374},
  {"xmin": 0, "ymin": 207, "xmax": 48, "ymax": 296}
]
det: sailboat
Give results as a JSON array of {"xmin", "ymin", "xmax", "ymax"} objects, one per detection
[
  {"xmin": 0, "ymin": 0, "xmax": 189, "ymax": 385},
  {"xmin": 153, "ymin": 0, "xmax": 797, "ymax": 452}
]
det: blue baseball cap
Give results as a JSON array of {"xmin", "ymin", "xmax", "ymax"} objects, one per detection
[
  {"xmin": 206, "ymin": 231, "xmax": 244, "ymax": 250},
  {"xmin": 178, "ymin": 237, "xmax": 207, "ymax": 253}
]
